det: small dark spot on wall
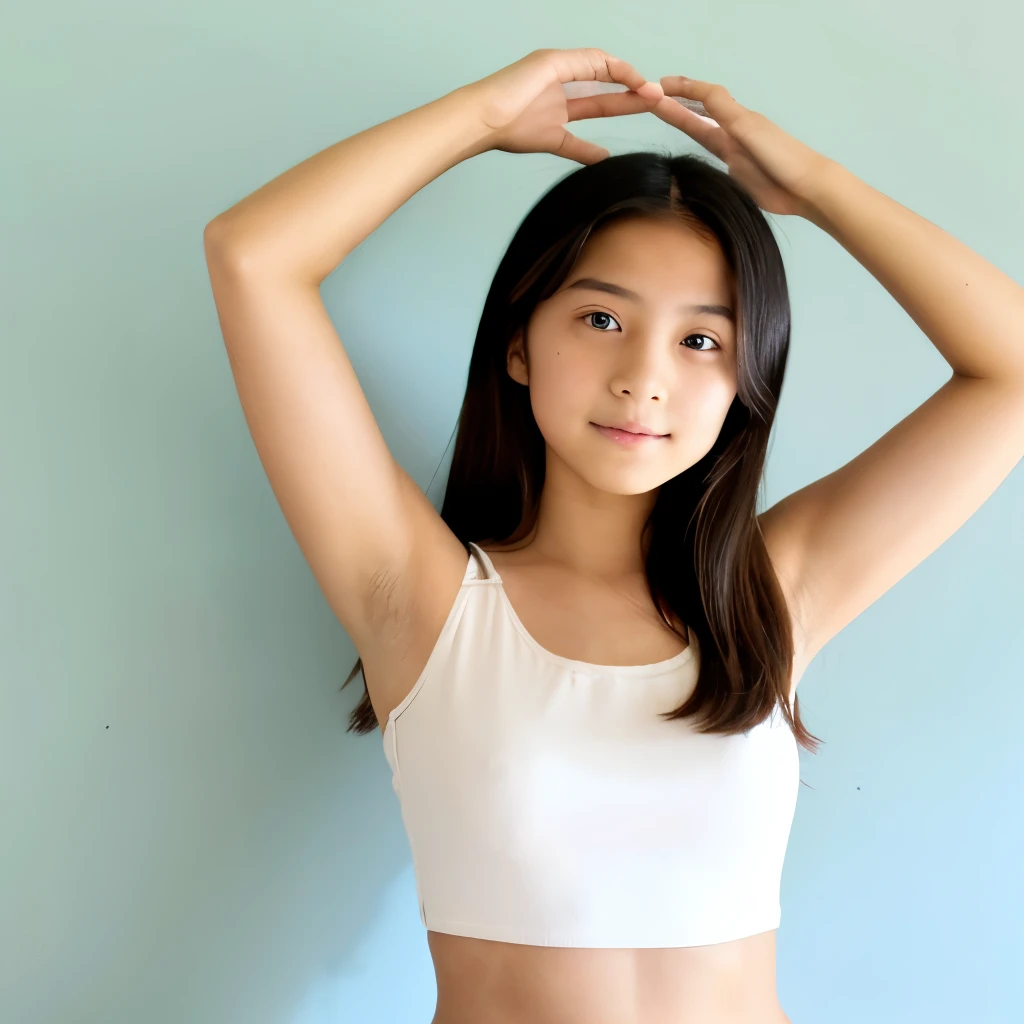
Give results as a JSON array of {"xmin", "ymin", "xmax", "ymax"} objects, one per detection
[{"xmin": 856, "ymin": 786, "xmax": 860, "ymax": 790}]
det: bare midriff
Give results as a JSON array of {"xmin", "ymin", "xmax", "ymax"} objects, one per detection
[{"xmin": 426, "ymin": 928, "xmax": 792, "ymax": 1024}]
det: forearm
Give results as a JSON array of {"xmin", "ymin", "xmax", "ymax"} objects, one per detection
[
  {"xmin": 800, "ymin": 161, "xmax": 1024, "ymax": 384},
  {"xmin": 204, "ymin": 85, "xmax": 494, "ymax": 285}
]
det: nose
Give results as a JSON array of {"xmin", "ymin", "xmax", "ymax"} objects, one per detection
[{"xmin": 609, "ymin": 336, "xmax": 671, "ymax": 402}]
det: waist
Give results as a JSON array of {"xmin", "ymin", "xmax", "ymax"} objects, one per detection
[{"xmin": 427, "ymin": 927, "xmax": 788, "ymax": 1024}]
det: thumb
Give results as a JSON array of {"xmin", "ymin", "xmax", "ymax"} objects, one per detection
[{"xmin": 554, "ymin": 130, "xmax": 610, "ymax": 165}]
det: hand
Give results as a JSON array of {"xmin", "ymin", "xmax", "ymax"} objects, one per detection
[
  {"xmin": 461, "ymin": 48, "xmax": 664, "ymax": 165},
  {"xmin": 650, "ymin": 76, "xmax": 834, "ymax": 217}
]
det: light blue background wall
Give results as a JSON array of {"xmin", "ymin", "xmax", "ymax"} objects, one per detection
[{"xmin": 3, "ymin": 2, "xmax": 1022, "ymax": 1022}]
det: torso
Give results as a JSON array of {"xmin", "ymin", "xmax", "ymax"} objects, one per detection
[{"xmin": 362, "ymin": 537, "xmax": 806, "ymax": 1024}]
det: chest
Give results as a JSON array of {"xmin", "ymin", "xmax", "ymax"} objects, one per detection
[
  {"xmin": 492, "ymin": 560, "xmax": 809, "ymax": 703},
  {"xmin": 495, "ymin": 564, "xmax": 690, "ymax": 667}
]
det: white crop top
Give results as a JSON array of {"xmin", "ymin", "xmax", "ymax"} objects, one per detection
[{"xmin": 382, "ymin": 542, "xmax": 800, "ymax": 948}]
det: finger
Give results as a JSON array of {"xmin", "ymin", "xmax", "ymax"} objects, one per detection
[
  {"xmin": 660, "ymin": 76, "xmax": 742, "ymax": 131},
  {"xmin": 664, "ymin": 95, "xmax": 717, "ymax": 123},
  {"xmin": 553, "ymin": 129, "xmax": 610, "ymax": 165},
  {"xmin": 566, "ymin": 90, "xmax": 659, "ymax": 122},
  {"xmin": 586, "ymin": 49, "xmax": 654, "ymax": 93},
  {"xmin": 556, "ymin": 48, "xmax": 663, "ymax": 102},
  {"xmin": 650, "ymin": 94, "xmax": 729, "ymax": 161}
]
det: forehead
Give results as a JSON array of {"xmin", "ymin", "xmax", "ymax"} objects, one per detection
[{"xmin": 567, "ymin": 215, "xmax": 733, "ymax": 298}]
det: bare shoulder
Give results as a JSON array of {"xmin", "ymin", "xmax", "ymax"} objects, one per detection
[{"xmin": 359, "ymin": 465, "xmax": 472, "ymax": 732}]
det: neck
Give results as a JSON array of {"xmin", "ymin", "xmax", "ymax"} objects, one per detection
[{"xmin": 517, "ymin": 453, "xmax": 659, "ymax": 580}]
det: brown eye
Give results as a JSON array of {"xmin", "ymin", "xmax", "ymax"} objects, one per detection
[{"xmin": 683, "ymin": 334, "xmax": 720, "ymax": 352}]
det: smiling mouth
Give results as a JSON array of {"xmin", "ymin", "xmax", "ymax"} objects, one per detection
[
  {"xmin": 603, "ymin": 427, "xmax": 666, "ymax": 436},
  {"xmin": 591, "ymin": 423, "xmax": 670, "ymax": 444}
]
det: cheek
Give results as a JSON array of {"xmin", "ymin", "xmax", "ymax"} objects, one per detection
[
  {"xmin": 526, "ymin": 346, "xmax": 597, "ymax": 437},
  {"xmin": 674, "ymin": 372, "xmax": 737, "ymax": 449}
]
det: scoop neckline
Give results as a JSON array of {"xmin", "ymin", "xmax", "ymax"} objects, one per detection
[{"xmin": 469, "ymin": 542, "xmax": 696, "ymax": 677}]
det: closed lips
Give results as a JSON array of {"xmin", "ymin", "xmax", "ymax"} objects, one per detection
[{"xmin": 593, "ymin": 422, "xmax": 668, "ymax": 436}]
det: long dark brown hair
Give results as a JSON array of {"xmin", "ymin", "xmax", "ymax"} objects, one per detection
[{"xmin": 343, "ymin": 148, "xmax": 822, "ymax": 754}]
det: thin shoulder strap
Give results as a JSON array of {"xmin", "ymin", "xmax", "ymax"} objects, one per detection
[{"xmin": 466, "ymin": 541, "xmax": 501, "ymax": 582}]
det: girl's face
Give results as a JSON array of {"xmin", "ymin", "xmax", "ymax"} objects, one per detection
[{"xmin": 507, "ymin": 214, "xmax": 740, "ymax": 497}]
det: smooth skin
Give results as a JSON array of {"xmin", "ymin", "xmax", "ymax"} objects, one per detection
[{"xmin": 204, "ymin": 47, "xmax": 1024, "ymax": 1024}]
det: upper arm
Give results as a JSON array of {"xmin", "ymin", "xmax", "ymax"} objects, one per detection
[
  {"xmin": 760, "ymin": 373, "xmax": 1024, "ymax": 667},
  {"xmin": 202, "ymin": 225, "xmax": 462, "ymax": 652}
]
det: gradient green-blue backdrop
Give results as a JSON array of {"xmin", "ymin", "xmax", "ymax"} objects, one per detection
[{"xmin": 4, "ymin": 2, "xmax": 1022, "ymax": 1021}]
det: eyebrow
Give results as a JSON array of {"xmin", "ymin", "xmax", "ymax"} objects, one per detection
[{"xmin": 563, "ymin": 277, "xmax": 735, "ymax": 322}]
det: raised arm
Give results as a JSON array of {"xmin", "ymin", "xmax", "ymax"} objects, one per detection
[{"xmin": 202, "ymin": 85, "xmax": 492, "ymax": 655}]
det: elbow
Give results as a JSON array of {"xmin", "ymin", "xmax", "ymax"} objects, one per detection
[
  {"xmin": 203, "ymin": 218, "xmax": 258, "ymax": 276},
  {"xmin": 203, "ymin": 216, "xmax": 236, "ymax": 258}
]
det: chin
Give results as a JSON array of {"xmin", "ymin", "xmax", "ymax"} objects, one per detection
[{"xmin": 575, "ymin": 461, "xmax": 672, "ymax": 497}]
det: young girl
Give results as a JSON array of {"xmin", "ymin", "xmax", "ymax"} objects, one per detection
[{"xmin": 203, "ymin": 48, "xmax": 1024, "ymax": 1024}]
